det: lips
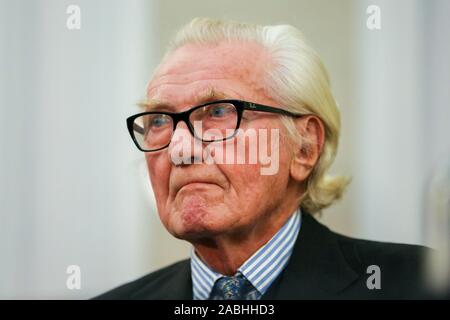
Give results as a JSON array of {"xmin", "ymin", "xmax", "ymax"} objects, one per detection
[
  {"xmin": 175, "ymin": 179, "xmax": 219, "ymax": 194},
  {"xmin": 178, "ymin": 181, "xmax": 218, "ymax": 192},
  {"xmin": 169, "ymin": 165, "xmax": 228, "ymax": 198}
]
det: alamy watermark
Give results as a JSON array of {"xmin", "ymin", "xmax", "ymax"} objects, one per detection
[
  {"xmin": 366, "ymin": 265, "xmax": 381, "ymax": 290},
  {"xmin": 66, "ymin": 265, "xmax": 81, "ymax": 290},
  {"xmin": 366, "ymin": 5, "xmax": 381, "ymax": 30},
  {"xmin": 66, "ymin": 5, "xmax": 81, "ymax": 30},
  {"xmin": 169, "ymin": 122, "xmax": 280, "ymax": 176}
]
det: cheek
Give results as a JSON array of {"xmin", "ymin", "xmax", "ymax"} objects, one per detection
[
  {"xmin": 146, "ymin": 153, "xmax": 170, "ymax": 206},
  {"xmin": 217, "ymin": 163, "xmax": 261, "ymax": 215},
  {"xmin": 217, "ymin": 126, "xmax": 294, "ymax": 201},
  {"xmin": 218, "ymin": 162, "xmax": 278, "ymax": 199},
  {"xmin": 217, "ymin": 161, "xmax": 289, "ymax": 222}
]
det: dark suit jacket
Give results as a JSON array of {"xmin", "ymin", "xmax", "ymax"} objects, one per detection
[{"xmin": 95, "ymin": 213, "xmax": 432, "ymax": 299}]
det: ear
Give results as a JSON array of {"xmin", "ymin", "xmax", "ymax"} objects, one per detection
[{"xmin": 290, "ymin": 115, "xmax": 325, "ymax": 182}]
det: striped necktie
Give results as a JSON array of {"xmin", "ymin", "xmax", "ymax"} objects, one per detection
[{"xmin": 209, "ymin": 272, "xmax": 260, "ymax": 300}]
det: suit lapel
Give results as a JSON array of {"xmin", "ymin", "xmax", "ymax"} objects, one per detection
[
  {"xmin": 159, "ymin": 261, "xmax": 193, "ymax": 299},
  {"xmin": 262, "ymin": 213, "xmax": 359, "ymax": 299},
  {"xmin": 131, "ymin": 260, "xmax": 193, "ymax": 299}
]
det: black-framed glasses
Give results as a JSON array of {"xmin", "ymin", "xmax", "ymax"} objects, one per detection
[{"xmin": 126, "ymin": 99, "xmax": 305, "ymax": 152}]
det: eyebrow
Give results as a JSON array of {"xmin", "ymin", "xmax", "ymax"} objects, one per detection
[{"xmin": 136, "ymin": 88, "xmax": 230, "ymax": 112}]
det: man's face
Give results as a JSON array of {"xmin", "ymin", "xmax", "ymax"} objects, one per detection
[{"xmin": 145, "ymin": 41, "xmax": 297, "ymax": 240}]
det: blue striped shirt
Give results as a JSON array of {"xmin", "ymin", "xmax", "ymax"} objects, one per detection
[{"xmin": 190, "ymin": 208, "xmax": 302, "ymax": 300}]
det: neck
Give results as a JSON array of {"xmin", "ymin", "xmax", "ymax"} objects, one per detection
[{"xmin": 191, "ymin": 199, "xmax": 300, "ymax": 276}]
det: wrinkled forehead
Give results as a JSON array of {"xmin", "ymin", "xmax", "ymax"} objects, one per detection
[
  {"xmin": 155, "ymin": 41, "xmax": 269, "ymax": 79},
  {"xmin": 145, "ymin": 41, "xmax": 272, "ymax": 110}
]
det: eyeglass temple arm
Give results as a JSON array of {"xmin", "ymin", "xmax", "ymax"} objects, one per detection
[
  {"xmin": 133, "ymin": 122, "xmax": 145, "ymax": 135},
  {"xmin": 243, "ymin": 103, "xmax": 304, "ymax": 118}
]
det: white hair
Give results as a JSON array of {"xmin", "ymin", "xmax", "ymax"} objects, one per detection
[{"xmin": 155, "ymin": 17, "xmax": 349, "ymax": 214}]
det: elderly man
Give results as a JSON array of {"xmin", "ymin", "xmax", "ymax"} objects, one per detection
[{"xmin": 97, "ymin": 18, "xmax": 428, "ymax": 299}]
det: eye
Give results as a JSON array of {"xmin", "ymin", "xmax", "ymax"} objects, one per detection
[
  {"xmin": 148, "ymin": 114, "xmax": 171, "ymax": 129},
  {"xmin": 208, "ymin": 104, "xmax": 236, "ymax": 118}
]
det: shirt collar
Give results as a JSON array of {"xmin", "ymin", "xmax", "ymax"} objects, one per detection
[{"xmin": 190, "ymin": 208, "xmax": 302, "ymax": 300}]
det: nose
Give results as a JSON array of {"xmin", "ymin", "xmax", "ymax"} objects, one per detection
[{"xmin": 168, "ymin": 121, "xmax": 203, "ymax": 165}]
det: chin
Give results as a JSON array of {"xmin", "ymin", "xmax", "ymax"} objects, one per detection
[
  {"xmin": 171, "ymin": 225, "xmax": 217, "ymax": 241},
  {"xmin": 170, "ymin": 216, "xmax": 226, "ymax": 241},
  {"xmin": 165, "ymin": 202, "xmax": 231, "ymax": 240}
]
